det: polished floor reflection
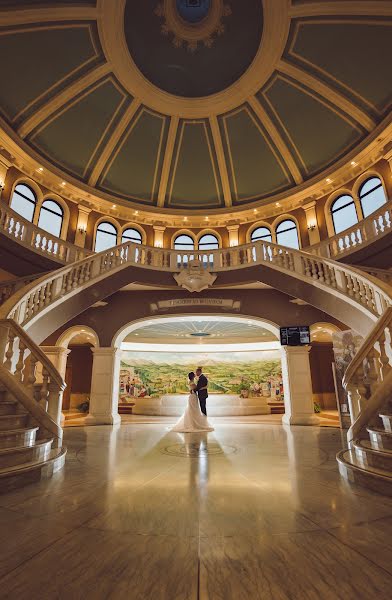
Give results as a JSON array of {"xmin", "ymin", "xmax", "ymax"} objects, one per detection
[{"xmin": 0, "ymin": 423, "xmax": 392, "ymax": 599}]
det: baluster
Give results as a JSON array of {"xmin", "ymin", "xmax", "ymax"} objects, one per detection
[
  {"xmin": 26, "ymin": 355, "xmax": 38, "ymax": 392},
  {"xmin": 39, "ymin": 367, "xmax": 49, "ymax": 410},
  {"xmin": 378, "ymin": 329, "xmax": 392, "ymax": 379},
  {"xmin": 366, "ymin": 347, "xmax": 380, "ymax": 394},
  {"xmin": 4, "ymin": 331, "xmax": 16, "ymax": 370},
  {"xmin": 316, "ymin": 261, "xmax": 324, "ymax": 283},
  {"xmin": 310, "ymin": 260, "xmax": 318, "ymax": 280},
  {"xmin": 14, "ymin": 340, "xmax": 26, "ymax": 382},
  {"xmin": 323, "ymin": 264, "xmax": 331, "ymax": 286},
  {"xmin": 38, "ymin": 285, "xmax": 46, "ymax": 310},
  {"xmin": 302, "ymin": 257, "xmax": 311, "ymax": 278},
  {"xmin": 345, "ymin": 274, "xmax": 355, "ymax": 297},
  {"xmin": 351, "ymin": 277, "xmax": 361, "ymax": 302}
]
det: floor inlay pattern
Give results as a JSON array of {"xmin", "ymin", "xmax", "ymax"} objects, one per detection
[{"xmin": 0, "ymin": 423, "xmax": 392, "ymax": 599}]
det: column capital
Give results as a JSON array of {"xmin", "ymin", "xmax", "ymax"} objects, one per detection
[
  {"xmin": 280, "ymin": 344, "xmax": 311, "ymax": 355},
  {"xmin": 153, "ymin": 225, "xmax": 166, "ymax": 232},
  {"xmin": 302, "ymin": 200, "xmax": 317, "ymax": 211},
  {"xmin": 40, "ymin": 345, "xmax": 71, "ymax": 358},
  {"xmin": 91, "ymin": 346, "xmax": 120, "ymax": 356},
  {"xmin": 77, "ymin": 204, "xmax": 92, "ymax": 216},
  {"xmin": 226, "ymin": 224, "xmax": 240, "ymax": 232}
]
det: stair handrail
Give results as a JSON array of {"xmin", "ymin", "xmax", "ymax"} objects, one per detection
[
  {"xmin": 0, "ymin": 202, "xmax": 91, "ymax": 264},
  {"xmin": 0, "ymin": 272, "xmax": 49, "ymax": 306},
  {"xmin": 307, "ymin": 199, "xmax": 392, "ymax": 259},
  {"xmin": 342, "ymin": 306, "xmax": 392, "ymax": 445},
  {"xmin": 0, "ymin": 364, "xmax": 62, "ymax": 445},
  {"xmin": 1, "ymin": 238, "xmax": 392, "ymax": 331},
  {"xmin": 0, "ymin": 318, "xmax": 65, "ymax": 446}
]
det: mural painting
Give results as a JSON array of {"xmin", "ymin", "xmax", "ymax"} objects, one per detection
[{"xmin": 119, "ymin": 350, "xmax": 283, "ymax": 404}]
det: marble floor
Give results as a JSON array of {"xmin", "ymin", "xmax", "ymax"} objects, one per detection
[{"xmin": 0, "ymin": 422, "xmax": 392, "ymax": 599}]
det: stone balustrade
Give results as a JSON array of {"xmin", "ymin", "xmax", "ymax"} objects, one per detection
[
  {"xmin": 309, "ymin": 200, "xmax": 392, "ymax": 259},
  {"xmin": 1, "ymin": 237, "xmax": 391, "ymax": 335},
  {"xmin": 0, "ymin": 273, "xmax": 44, "ymax": 306},
  {"xmin": 342, "ymin": 306, "xmax": 392, "ymax": 446},
  {"xmin": 0, "ymin": 319, "xmax": 65, "ymax": 447},
  {"xmin": 0, "ymin": 202, "xmax": 90, "ymax": 264}
]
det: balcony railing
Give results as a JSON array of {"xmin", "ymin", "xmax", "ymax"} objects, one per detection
[{"xmin": 0, "ymin": 202, "xmax": 91, "ymax": 264}]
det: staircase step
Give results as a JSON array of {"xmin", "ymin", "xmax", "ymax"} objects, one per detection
[
  {"xmin": 337, "ymin": 449, "xmax": 392, "ymax": 496},
  {"xmin": 354, "ymin": 439, "xmax": 392, "ymax": 471},
  {"xmin": 0, "ymin": 447, "xmax": 67, "ymax": 494},
  {"xmin": 0, "ymin": 427, "xmax": 38, "ymax": 449},
  {"xmin": 0, "ymin": 414, "xmax": 28, "ymax": 430},
  {"xmin": 367, "ymin": 427, "xmax": 392, "ymax": 450},
  {"xmin": 0, "ymin": 439, "xmax": 53, "ymax": 469},
  {"xmin": 379, "ymin": 414, "xmax": 392, "ymax": 432},
  {"xmin": 0, "ymin": 401, "xmax": 18, "ymax": 416}
]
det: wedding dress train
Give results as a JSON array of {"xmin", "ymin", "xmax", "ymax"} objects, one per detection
[{"xmin": 171, "ymin": 391, "xmax": 214, "ymax": 433}]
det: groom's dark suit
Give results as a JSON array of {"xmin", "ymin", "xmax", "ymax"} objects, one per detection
[{"xmin": 196, "ymin": 374, "xmax": 208, "ymax": 416}]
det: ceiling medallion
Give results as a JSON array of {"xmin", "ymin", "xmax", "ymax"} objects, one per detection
[{"xmin": 154, "ymin": 0, "xmax": 232, "ymax": 52}]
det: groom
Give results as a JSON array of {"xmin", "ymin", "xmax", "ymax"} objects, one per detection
[{"xmin": 196, "ymin": 366, "xmax": 208, "ymax": 416}]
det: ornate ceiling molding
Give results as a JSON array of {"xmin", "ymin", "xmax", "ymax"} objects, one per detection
[
  {"xmin": 97, "ymin": 0, "xmax": 290, "ymax": 118},
  {"xmin": 18, "ymin": 63, "xmax": 112, "ymax": 139},
  {"xmin": 247, "ymin": 95, "xmax": 303, "ymax": 185},
  {"xmin": 157, "ymin": 115, "xmax": 179, "ymax": 207},
  {"xmin": 0, "ymin": 6, "xmax": 97, "ymax": 26},
  {"xmin": 290, "ymin": 1, "xmax": 392, "ymax": 18},
  {"xmin": 277, "ymin": 60, "xmax": 376, "ymax": 132},
  {"xmin": 154, "ymin": 0, "xmax": 231, "ymax": 53},
  {"xmin": 209, "ymin": 115, "xmax": 232, "ymax": 207},
  {"xmin": 89, "ymin": 98, "xmax": 141, "ymax": 186}
]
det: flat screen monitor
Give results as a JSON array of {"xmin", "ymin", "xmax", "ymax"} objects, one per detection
[{"xmin": 280, "ymin": 326, "xmax": 310, "ymax": 346}]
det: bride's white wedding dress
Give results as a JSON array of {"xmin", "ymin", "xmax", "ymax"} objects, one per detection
[{"xmin": 171, "ymin": 391, "xmax": 214, "ymax": 433}]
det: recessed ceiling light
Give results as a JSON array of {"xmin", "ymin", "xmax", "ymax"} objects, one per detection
[
  {"xmin": 134, "ymin": 210, "xmax": 139, "ymax": 215},
  {"xmin": 61, "ymin": 181, "xmax": 66, "ymax": 187},
  {"xmin": 37, "ymin": 167, "xmax": 43, "ymax": 172},
  {"xmin": 351, "ymin": 161, "xmax": 357, "ymax": 167},
  {"xmin": 326, "ymin": 178, "xmax": 332, "ymax": 184},
  {"xmin": 112, "ymin": 204, "xmax": 116, "ymax": 209}
]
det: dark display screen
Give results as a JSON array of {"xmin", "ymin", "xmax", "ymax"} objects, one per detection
[{"xmin": 280, "ymin": 326, "xmax": 310, "ymax": 346}]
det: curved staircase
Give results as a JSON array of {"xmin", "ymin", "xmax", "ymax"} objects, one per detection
[
  {"xmin": 1, "ymin": 236, "xmax": 392, "ymax": 492},
  {"xmin": 0, "ymin": 320, "xmax": 66, "ymax": 492}
]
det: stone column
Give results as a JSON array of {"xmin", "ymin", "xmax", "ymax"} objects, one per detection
[
  {"xmin": 281, "ymin": 345, "xmax": 320, "ymax": 426},
  {"xmin": 40, "ymin": 346, "xmax": 71, "ymax": 426},
  {"xmin": 153, "ymin": 225, "xmax": 165, "ymax": 248},
  {"xmin": 227, "ymin": 224, "xmax": 239, "ymax": 247},
  {"xmin": 303, "ymin": 200, "xmax": 320, "ymax": 245},
  {"xmin": 85, "ymin": 347, "xmax": 121, "ymax": 426},
  {"xmin": 74, "ymin": 205, "xmax": 92, "ymax": 248}
]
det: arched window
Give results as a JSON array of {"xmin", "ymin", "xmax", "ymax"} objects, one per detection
[
  {"xmin": 251, "ymin": 226, "xmax": 272, "ymax": 243},
  {"xmin": 95, "ymin": 221, "xmax": 118, "ymax": 253},
  {"xmin": 174, "ymin": 234, "xmax": 195, "ymax": 251},
  {"xmin": 37, "ymin": 199, "xmax": 63, "ymax": 237},
  {"xmin": 331, "ymin": 194, "xmax": 358, "ymax": 234},
  {"xmin": 359, "ymin": 176, "xmax": 386, "ymax": 218},
  {"xmin": 198, "ymin": 233, "xmax": 219, "ymax": 250},
  {"xmin": 276, "ymin": 219, "xmax": 299, "ymax": 249},
  {"xmin": 122, "ymin": 227, "xmax": 142, "ymax": 244},
  {"xmin": 10, "ymin": 183, "xmax": 37, "ymax": 222}
]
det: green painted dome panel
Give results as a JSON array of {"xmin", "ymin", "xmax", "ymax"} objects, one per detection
[
  {"xmin": 292, "ymin": 22, "xmax": 392, "ymax": 111},
  {"xmin": 0, "ymin": 26, "xmax": 97, "ymax": 120},
  {"xmin": 264, "ymin": 78, "xmax": 362, "ymax": 174},
  {"xmin": 220, "ymin": 108, "xmax": 291, "ymax": 203},
  {"xmin": 101, "ymin": 109, "xmax": 168, "ymax": 204},
  {"xmin": 29, "ymin": 80, "xmax": 124, "ymax": 177},
  {"xmin": 168, "ymin": 121, "xmax": 223, "ymax": 208}
]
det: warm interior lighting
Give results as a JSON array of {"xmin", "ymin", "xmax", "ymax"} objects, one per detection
[
  {"xmin": 326, "ymin": 178, "xmax": 332, "ymax": 183},
  {"xmin": 351, "ymin": 161, "xmax": 357, "ymax": 167},
  {"xmin": 61, "ymin": 181, "xmax": 66, "ymax": 187}
]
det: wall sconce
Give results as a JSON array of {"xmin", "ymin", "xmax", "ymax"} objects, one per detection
[
  {"xmin": 78, "ymin": 226, "xmax": 87, "ymax": 235},
  {"xmin": 0, "ymin": 181, "xmax": 4, "ymax": 191},
  {"xmin": 307, "ymin": 224, "xmax": 316, "ymax": 232}
]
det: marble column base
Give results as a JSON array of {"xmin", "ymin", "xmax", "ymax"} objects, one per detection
[
  {"xmin": 84, "ymin": 414, "xmax": 121, "ymax": 426},
  {"xmin": 282, "ymin": 413, "xmax": 320, "ymax": 426}
]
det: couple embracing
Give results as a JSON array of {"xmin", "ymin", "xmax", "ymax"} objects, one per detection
[{"xmin": 172, "ymin": 367, "xmax": 214, "ymax": 433}]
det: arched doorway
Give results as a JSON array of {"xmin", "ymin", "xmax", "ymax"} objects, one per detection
[{"xmin": 56, "ymin": 326, "xmax": 99, "ymax": 424}]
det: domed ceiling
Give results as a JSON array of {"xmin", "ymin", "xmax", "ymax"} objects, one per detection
[{"xmin": 0, "ymin": 0, "xmax": 391, "ymax": 213}]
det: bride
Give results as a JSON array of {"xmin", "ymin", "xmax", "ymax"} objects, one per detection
[{"xmin": 171, "ymin": 372, "xmax": 214, "ymax": 433}]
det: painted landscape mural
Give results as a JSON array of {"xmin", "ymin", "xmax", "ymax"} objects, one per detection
[{"xmin": 119, "ymin": 350, "xmax": 283, "ymax": 401}]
